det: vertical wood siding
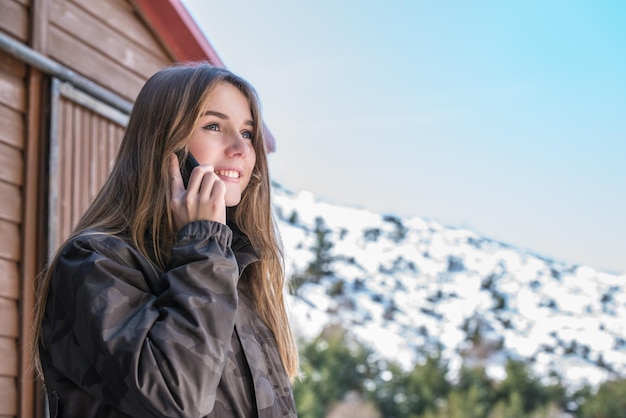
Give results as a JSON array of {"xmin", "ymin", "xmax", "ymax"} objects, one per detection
[
  {"xmin": 48, "ymin": 87, "xmax": 126, "ymax": 253},
  {"xmin": 0, "ymin": 50, "xmax": 27, "ymax": 418}
]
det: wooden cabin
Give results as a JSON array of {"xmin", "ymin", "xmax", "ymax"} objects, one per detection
[{"xmin": 0, "ymin": 0, "xmax": 254, "ymax": 415}]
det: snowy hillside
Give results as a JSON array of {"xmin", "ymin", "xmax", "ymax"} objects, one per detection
[{"xmin": 271, "ymin": 182, "xmax": 626, "ymax": 392}]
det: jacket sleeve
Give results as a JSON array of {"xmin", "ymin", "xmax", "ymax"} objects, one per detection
[{"xmin": 42, "ymin": 220, "xmax": 239, "ymax": 417}]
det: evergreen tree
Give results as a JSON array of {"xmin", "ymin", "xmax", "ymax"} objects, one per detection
[
  {"xmin": 303, "ymin": 217, "xmax": 334, "ymax": 284},
  {"xmin": 373, "ymin": 353, "xmax": 451, "ymax": 417},
  {"xmin": 289, "ymin": 216, "xmax": 335, "ymax": 295},
  {"xmin": 578, "ymin": 378, "xmax": 626, "ymax": 418},
  {"xmin": 495, "ymin": 359, "xmax": 552, "ymax": 413},
  {"xmin": 292, "ymin": 330, "xmax": 601, "ymax": 418},
  {"xmin": 456, "ymin": 365, "xmax": 496, "ymax": 412},
  {"xmin": 424, "ymin": 386, "xmax": 488, "ymax": 418},
  {"xmin": 293, "ymin": 326, "xmax": 379, "ymax": 418}
]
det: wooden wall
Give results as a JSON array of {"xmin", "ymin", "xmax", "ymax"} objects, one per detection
[
  {"xmin": 48, "ymin": 0, "xmax": 172, "ymax": 101},
  {"xmin": 0, "ymin": 50, "xmax": 27, "ymax": 418},
  {"xmin": 48, "ymin": 83, "xmax": 127, "ymax": 254},
  {"xmin": 0, "ymin": 0, "xmax": 29, "ymax": 43},
  {"xmin": 0, "ymin": 0, "xmax": 180, "ymax": 415}
]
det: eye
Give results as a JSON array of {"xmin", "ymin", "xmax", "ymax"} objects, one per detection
[
  {"xmin": 242, "ymin": 130, "xmax": 254, "ymax": 140},
  {"xmin": 204, "ymin": 123, "xmax": 220, "ymax": 131}
]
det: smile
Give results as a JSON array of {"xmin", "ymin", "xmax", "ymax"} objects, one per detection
[{"xmin": 215, "ymin": 169, "xmax": 241, "ymax": 179}]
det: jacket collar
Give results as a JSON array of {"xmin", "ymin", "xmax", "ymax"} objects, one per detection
[{"xmin": 227, "ymin": 210, "xmax": 260, "ymax": 278}]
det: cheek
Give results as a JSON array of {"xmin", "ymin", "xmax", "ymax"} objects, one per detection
[
  {"xmin": 188, "ymin": 138, "xmax": 216, "ymax": 161},
  {"xmin": 246, "ymin": 146, "xmax": 257, "ymax": 171},
  {"xmin": 243, "ymin": 154, "xmax": 257, "ymax": 190}
]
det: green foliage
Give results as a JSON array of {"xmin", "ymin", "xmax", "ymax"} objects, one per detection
[
  {"xmin": 293, "ymin": 327, "xmax": 623, "ymax": 418},
  {"xmin": 577, "ymin": 377, "xmax": 626, "ymax": 418},
  {"xmin": 293, "ymin": 326, "xmax": 379, "ymax": 418},
  {"xmin": 456, "ymin": 365, "xmax": 496, "ymax": 411},
  {"xmin": 493, "ymin": 359, "xmax": 563, "ymax": 413},
  {"xmin": 369, "ymin": 354, "xmax": 451, "ymax": 417},
  {"xmin": 327, "ymin": 279, "xmax": 344, "ymax": 297},
  {"xmin": 310, "ymin": 217, "xmax": 334, "ymax": 277},
  {"xmin": 424, "ymin": 386, "xmax": 488, "ymax": 418},
  {"xmin": 289, "ymin": 217, "xmax": 335, "ymax": 296},
  {"xmin": 488, "ymin": 391, "xmax": 526, "ymax": 418},
  {"xmin": 288, "ymin": 210, "xmax": 299, "ymax": 225}
]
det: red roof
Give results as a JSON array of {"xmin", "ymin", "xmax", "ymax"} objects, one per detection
[
  {"xmin": 132, "ymin": 0, "xmax": 224, "ymax": 65},
  {"xmin": 133, "ymin": 0, "xmax": 276, "ymax": 151}
]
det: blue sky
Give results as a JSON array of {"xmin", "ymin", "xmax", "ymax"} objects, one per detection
[{"xmin": 181, "ymin": 1, "xmax": 625, "ymax": 274}]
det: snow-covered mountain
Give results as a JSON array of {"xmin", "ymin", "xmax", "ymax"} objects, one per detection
[{"xmin": 271, "ymin": 182, "xmax": 626, "ymax": 392}]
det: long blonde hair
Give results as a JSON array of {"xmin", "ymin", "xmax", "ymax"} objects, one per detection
[{"xmin": 33, "ymin": 62, "xmax": 298, "ymax": 378}]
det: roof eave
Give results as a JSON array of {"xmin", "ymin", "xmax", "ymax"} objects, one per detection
[{"xmin": 131, "ymin": 0, "xmax": 224, "ymax": 66}]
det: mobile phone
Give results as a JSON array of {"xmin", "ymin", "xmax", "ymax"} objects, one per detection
[{"xmin": 176, "ymin": 151, "xmax": 199, "ymax": 188}]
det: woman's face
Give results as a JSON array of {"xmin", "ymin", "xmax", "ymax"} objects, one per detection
[{"xmin": 187, "ymin": 82, "xmax": 257, "ymax": 207}]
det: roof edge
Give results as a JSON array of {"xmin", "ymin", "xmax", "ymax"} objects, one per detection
[{"xmin": 131, "ymin": 0, "xmax": 225, "ymax": 66}]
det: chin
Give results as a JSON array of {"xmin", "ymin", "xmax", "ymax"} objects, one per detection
[{"xmin": 225, "ymin": 194, "xmax": 242, "ymax": 207}]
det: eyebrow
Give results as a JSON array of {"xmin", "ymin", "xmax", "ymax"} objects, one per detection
[{"xmin": 202, "ymin": 110, "xmax": 254, "ymax": 126}]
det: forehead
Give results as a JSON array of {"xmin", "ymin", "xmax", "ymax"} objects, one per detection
[
  {"xmin": 198, "ymin": 84, "xmax": 254, "ymax": 127},
  {"xmin": 203, "ymin": 82, "xmax": 250, "ymax": 108}
]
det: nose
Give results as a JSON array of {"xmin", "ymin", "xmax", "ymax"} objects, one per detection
[{"xmin": 226, "ymin": 134, "xmax": 252, "ymax": 158}]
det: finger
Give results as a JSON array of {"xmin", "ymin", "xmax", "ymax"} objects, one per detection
[
  {"xmin": 196, "ymin": 172, "xmax": 225, "ymax": 218},
  {"xmin": 210, "ymin": 178, "xmax": 226, "ymax": 202},
  {"xmin": 196, "ymin": 171, "xmax": 219, "ymax": 203},
  {"xmin": 207, "ymin": 178, "xmax": 226, "ymax": 224},
  {"xmin": 186, "ymin": 164, "xmax": 215, "ymax": 194},
  {"xmin": 169, "ymin": 154, "xmax": 184, "ymax": 196}
]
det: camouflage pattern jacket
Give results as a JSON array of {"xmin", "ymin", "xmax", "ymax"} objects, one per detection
[{"xmin": 39, "ymin": 220, "xmax": 297, "ymax": 417}]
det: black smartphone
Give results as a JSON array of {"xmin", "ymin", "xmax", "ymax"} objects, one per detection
[{"xmin": 176, "ymin": 151, "xmax": 199, "ymax": 188}]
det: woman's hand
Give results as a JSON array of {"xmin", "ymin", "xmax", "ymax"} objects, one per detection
[{"xmin": 169, "ymin": 154, "xmax": 226, "ymax": 230}]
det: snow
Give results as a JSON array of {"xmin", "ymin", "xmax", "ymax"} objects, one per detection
[{"xmin": 272, "ymin": 182, "xmax": 626, "ymax": 391}]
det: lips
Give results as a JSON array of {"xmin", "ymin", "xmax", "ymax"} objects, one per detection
[{"xmin": 215, "ymin": 168, "xmax": 241, "ymax": 179}]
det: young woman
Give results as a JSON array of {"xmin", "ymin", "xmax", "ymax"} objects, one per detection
[{"xmin": 33, "ymin": 63, "xmax": 299, "ymax": 417}]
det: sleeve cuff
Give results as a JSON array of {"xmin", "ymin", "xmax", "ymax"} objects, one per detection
[{"xmin": 176, "ymin": 220, "xmax": 233, "ymax": 246}]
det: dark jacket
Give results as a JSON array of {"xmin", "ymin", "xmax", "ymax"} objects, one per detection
[{"xmin": 39, "ymin": 220, "xmax": 297, "ymax": 417}]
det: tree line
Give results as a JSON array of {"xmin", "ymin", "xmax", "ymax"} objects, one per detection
[{"xmin": 293, "ymin": 326, "xmax": 626, "ymax": 418}]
